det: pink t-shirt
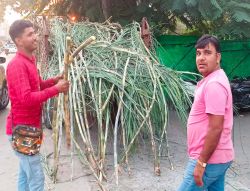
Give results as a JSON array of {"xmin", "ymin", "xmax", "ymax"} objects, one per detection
[{"xmin": 187, "ymin": 69, "xmax": 234, "ymax": 163}]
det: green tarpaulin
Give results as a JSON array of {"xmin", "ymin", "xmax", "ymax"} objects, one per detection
[{"xmin": 157, "ymin": 35, "xmax": 250, "ymax": 80}]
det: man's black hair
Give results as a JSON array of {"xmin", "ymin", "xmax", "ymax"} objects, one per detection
[
  {"xmin": 195, "ymin": 34, "xmax": 221, "ymax": 53},
  {"xmin": 9, "ymin": 20, "xmax": 33, "ymax": 44}
]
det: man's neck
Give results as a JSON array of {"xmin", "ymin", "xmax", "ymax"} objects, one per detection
[
  {"xmin": 202, "ymin": 67, "xmax": 221, "ymax": 78},
  {"xmin": 17, "ymin": 48, "xmax": 33, "ymax": 58}
]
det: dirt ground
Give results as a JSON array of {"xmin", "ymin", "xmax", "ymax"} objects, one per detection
[{"xmin": 1, "ymin": 105, "xmax": 250, "ymax": 191}]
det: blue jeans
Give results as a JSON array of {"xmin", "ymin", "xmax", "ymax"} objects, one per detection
[
  {"xmin": 8, "ymin": 136, "xmax": 45, "ymax": 191},
  {"xmin": 177, "ymin": 159, "xmax": 232, "ymax": 191}
]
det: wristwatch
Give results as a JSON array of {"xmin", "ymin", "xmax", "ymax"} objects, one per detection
[{"xmin": 197, "ymin": 159, "xmax": 207, "ymax": 168}]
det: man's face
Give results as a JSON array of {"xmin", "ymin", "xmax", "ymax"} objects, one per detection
[
  {"xmin": 15, "ymin": 27, "xmax": 38, "ymax": 53},
  {"xmin": 196, "ymin": 43, "xmax": 221, "ymax": 77}
]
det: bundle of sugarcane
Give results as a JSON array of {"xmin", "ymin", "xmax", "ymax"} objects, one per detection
[{"xmin": 42, "ymin": 19, "xmax": 193, "ymax": 190}]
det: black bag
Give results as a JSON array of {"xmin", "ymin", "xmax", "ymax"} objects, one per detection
[{"xmin": 12, "ymin": 125, "xmax": 43, "ymax": 156}]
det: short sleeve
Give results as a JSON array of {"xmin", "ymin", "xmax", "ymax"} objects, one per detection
[{"xmin": 204, "ymin": 82, "xmax": 228, "ymax": 115}]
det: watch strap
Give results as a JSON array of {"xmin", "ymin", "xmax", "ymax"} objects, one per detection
[{"xmin": 197, "ymin": 159, "xmax": 207, "ymax": 168}]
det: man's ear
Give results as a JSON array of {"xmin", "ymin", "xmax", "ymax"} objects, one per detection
[
  {"xmin": 216, "ymin": 53, "xmax": 221, "ymax": 64},
  {"xmin": 15, "ymin": 37, "xmax": 21, "ymax": 47}
]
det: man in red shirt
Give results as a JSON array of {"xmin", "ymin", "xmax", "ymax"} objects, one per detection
[{"xmin": 6, "ymin": 20, "xmax": 69, "ymax": 191}]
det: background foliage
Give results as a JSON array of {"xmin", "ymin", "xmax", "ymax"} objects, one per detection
[{"xmin": 1, "ymin": 0, "xmax": 250, "ymax": 38}]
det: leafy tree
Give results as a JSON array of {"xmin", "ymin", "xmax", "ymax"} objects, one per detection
[
  {"xmin": 1, "ymin": 0, "xmax": 250, "ymax": 38},
  {"xmin": 171, "ymin": 0, "xmax": 250, "ymax": 39}
]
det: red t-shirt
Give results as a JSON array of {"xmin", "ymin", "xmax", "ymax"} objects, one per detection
[{"xmin": 6, "ymin": 51, "xmax": 59, "ymax": 135}]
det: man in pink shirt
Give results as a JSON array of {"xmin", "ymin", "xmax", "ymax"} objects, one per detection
[
  {"xmin": 6, "ymin": 20, "xmax": 70, "ymax": 191},
  {"xmin": 178, "ymin": 35, "xmax": 234, "ymax": 191}
]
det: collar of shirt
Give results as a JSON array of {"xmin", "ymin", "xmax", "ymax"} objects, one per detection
[
  {"xmin": 16, "ymin": 51, "xmax": 36, "ymax": 64},
  {"xmin": 197, "ymin": 69, "xmax": 222, "ymax": 87}
]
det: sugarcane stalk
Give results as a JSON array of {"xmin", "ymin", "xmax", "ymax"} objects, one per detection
[
  {"xmin": 69, "ymin": 80, "xmax": 75, "ymax": 181},
  {"xmin": 77, "ymin": 54, "xmax": 108, "ymax": 181},
  {"xmin": 114, "ymin": 57, "xmax": 130, "ymax": 185},
  {"xmin": 71, "ymin": 56, "xmax": 107, "ymax": 182},
  {"xmin": 98, "ymin": 78, "xmax": 104, "ymax": 182},
  {"xmin": 71, "ymin": 66, "xmax": 96, "ymax": 167},
  {"xmin": 103, "ymin": 109, "xmax": 110, "ymax": 159},
  {"xmin": 72, "ymin": 137, "xmax": 107, "ymax": 191},
  {"xmin": 147, "ymin": 114, "xmax": 160, "ymax": 176},
  {"xmin": 45, "ymin": 20, "xmax": 193, "ymax": 189},
  {"xmin": 121, "ymin": 106, "xmax": 131, "ymax": 175},
  {"xmin": 63, "ymin": 36, "xmax": 96, "ymax": 148},
  {"xmin": 165, "ymin": 128, "xmax": 174, "ymax": 170},
  {"xmin": 100, "ymin": 51, "xmax": 117, "ymax": 112},
  {"xmin": 120, "ymin": 57, "xmax": 157, "ymax": 163},
  {"xmin": 52, "ymin": 97, "xmax": 59, "ymax": 183},
  {"xmin": 71, "ymin": 79, "xmax": 99, "ymax": 174},
  {"xmin": 51, "ymin": 40, "xmax": 65, "ymax": 182},
  {"xmin": 155, "ymin": 68, "xmax": 174, "ymax": 170},
  {"xmin": 71, "ymin": 36, "xmax": 96, "ymax": 58},
  {"xmin": 52, "ymin": 95, "xmax": 63, "ymax": 183},
  {"xmin": 63, "ymin": 36, "xmax": 72, "ymax": 148}
]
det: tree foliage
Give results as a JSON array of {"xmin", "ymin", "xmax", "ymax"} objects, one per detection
[
  {"xmin": 1, "ymin": 0, "xmax": 250, "ymax": 38},
  {"xmin": 171, "ymin": 0, "xmax": 250, "ymax": 39}
]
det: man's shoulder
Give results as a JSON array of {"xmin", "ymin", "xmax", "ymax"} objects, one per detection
[
  {"xmin": 205, "ymin": 76, "xmax": 231, "ymax": 96},
  {"xmin": 7, "ymin": 54, "xmax": 25, "ymax": 70},
  {"xmin": 6, "ymin": 56, "xmax": 29, "ymax": 80},
  {"xmin": 207, "ymin": 70, "xmax": 229, "ymax": 86}
]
